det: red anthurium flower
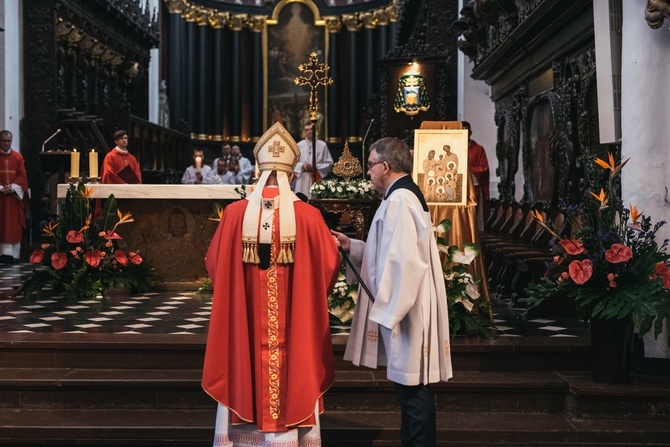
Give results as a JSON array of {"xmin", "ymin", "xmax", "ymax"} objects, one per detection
[
  {"xmin": 84, "ymin": 250, "xmax": 103, "ymax": 268},
  {"xmin": 66, "ymin": 230, "xmax": 84, "ymax": 244},
  {"xmin": 114, "ymin": 249, "xmax": 128, "ymax": 266},
  {"xmin": 568, "ymin": 259, "xmax": 593, "ymax": 285},
  {"xmin": 50, "ymin": 252, "xmax": 68, "ymax": 270},
  {"xmin": 559, "ymin": 239, "xmax": 585, "ymax": 255},
  {"xmin": 103, "ymin": 231, "xmax": 123, "ymax": 240},
  {"xmin": 604, "ymin": 243, "xmax": 633, "ymax": 264},
  {"xmin": 128, "ymin": 251, "xmax": 143, "ymax": 265},
  {"xmin": 29, "ymin": 249, "xmax": 44, "ymax": 264},
  {"xmin": 651, "ymin": 262, "xmax": 670, "ymax": 289}
]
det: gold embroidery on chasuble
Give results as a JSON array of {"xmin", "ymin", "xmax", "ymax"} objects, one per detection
[
  {"xmin": 444, "ymin": 340, "xmax": 450, "ymax": 355},
  {"xmin": 267, "ymin": 228, "xmax": 281, "ymax": 421},
  {"xmin": 367, "ymin": 329, "xmax": 378, "ymax": 343},
  {"xmin": 423, "ymin": 346, "xmax": 428, "ymax": 358}
]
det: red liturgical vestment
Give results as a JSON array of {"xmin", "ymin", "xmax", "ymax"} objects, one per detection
[
  {"xmin": 202, "ymin": 190, "xmax": 339, "ymax": 432},
  {"xmin": 101, "ymin": 149, "xmax": 142, "ymax": 184},
  {"xmin": 0, "ymin": 150, "xmax": 28, "ymax": 243}
]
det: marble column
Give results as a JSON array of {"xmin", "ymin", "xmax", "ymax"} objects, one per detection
[{"xmin": 621, "ymin": 1, "xmax": 670, "ymax": 358}]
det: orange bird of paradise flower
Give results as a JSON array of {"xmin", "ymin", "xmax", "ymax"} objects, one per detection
[
  {"xmin": 629, "ymin": 204, "xmax": 640, "ymax": 223},
  {"xmin": 42, "ymin": 221, "xmax": 59, "ymax": 237},
  {"xmin": 594, "ymin": 152, "xmax": 629, "ymax": 177},
  {"xmin": 589, "ymin": 188, "xmax": 609, "ymax": 211},
  {"xmin": 77, "ymin": 187, "xmax": 96, "ymax": 199},
  {"xmin": 530, "ymin": 209, "xmax": 561, "ymax": 239}
]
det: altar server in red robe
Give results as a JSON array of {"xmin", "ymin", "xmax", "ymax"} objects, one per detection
[
  {"xmin": 0, "ymin": 130, "xmax": 28, "ymax": 263},
  {"xmin": 203, "ymin": 122, "xmax": 340, "ymax": 446},
  {"xmin": 101, "ymin": 129, "xmax": 142, "ymax": 184}
]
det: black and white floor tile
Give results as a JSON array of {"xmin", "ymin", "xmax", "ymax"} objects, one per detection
[{"xmin": 1, "ymin": 263, "xmax": 589, "ymax": 337}]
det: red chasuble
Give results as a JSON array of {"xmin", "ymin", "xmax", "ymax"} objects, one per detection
[
  {"xmin": 202, "ymin": 189, "xmax": 340, "ymax": 432},
  {"xmin": 0, "ymin": 150, "xmax": 28, "ymax": 243},
  {"xmin": 468, "ymin": 139, "xmax": 490, "ymax": 218},
  {"xmin": 100, "ymin": 149, "xmax": 142, "ymax": 184}
]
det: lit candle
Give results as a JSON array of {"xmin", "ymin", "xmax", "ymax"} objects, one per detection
[
  {"xmin": 89, "ymin": 149, "xmax": 98, "ymax": 178},
  {"xmin": 195, "ymin": 156, "xmax": 202, "ymax": 173},
  {"xmin": 70, "ymin": 149, "xmax": 80, "ymax": 179}
]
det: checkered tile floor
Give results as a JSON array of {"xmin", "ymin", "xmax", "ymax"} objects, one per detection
[
  {"xmin": 0, "ymin": 262, "xmax": 589, "ymax": 336},
  {"xmin": 0, "ymin": 263, "xmax": 212, "ymax": 335}
]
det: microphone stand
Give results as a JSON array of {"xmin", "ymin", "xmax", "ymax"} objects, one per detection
[
  {"xmin": 42, "ymin": 129, "xmax": 61, "ymax": 152},
  {"xmin": 361, "ymin": 119, "xmax": 374, "ymax": 173},
  {"xmin": 339, "ymin": 247, "xmax": 375, "ymax": 303}
]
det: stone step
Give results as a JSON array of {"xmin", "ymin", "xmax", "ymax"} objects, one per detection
[
  {"xmin": 0, "ymin": 333, "xmax": 592, "ymax": 372},
  {"xmin": 1, "ymin": 408, "xmax": 670, "ymax": 447},
  {"xmin": 0, "ymin": 368, "xmax": 569, "ymax": 414},
  {"xmin": 3, "ymin": 367, "xmax": 670, "ymax": 421}
]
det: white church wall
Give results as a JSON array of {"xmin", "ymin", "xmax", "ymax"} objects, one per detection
[
  {"xmin": 0, "ymin": 0, "xmax": 22, "ymax": 151},
  {"xmin": 621, "ymin": 1, "xmax": 670, "ymax": 358},
  {"xmin": 458, "ymin": 52, "xmax": 498, "ymax": 201}
]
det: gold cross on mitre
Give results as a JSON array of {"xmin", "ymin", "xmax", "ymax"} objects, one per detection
[
  {"xmin": 268, "ymin": 140, "xmax": 284, "ymax": 157},
  {"xmin": 294, "ymin": 52, "xmax": 333, "ymax": 121}
]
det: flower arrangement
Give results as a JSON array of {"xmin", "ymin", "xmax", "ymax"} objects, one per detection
[
  {"xmin": 310, "ymin": 178, "xmax": 380, "ymax": 201},
  {"xmin": 19, "ymin": 183, "xmax": 152, "ymax": 301},
  {"xmin": 524, "ymin": 152, "xmax": 670, "ymax": 340},
  {"xmin": 327, "ymin": 265, "xmax": 358, "ymax": 325},
  {"xmin": 436, "ymin": 219, "xmax": 493, "ymax": 338}
]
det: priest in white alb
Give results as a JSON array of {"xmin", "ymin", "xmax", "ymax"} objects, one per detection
[{"xmin": 332, "ymin": 137, "xmax": 452, "ymax": 447}]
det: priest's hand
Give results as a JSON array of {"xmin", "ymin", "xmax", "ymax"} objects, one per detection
[{"xmin": 331, "ymin": 230, "xmax": 351, "ymax": 252}]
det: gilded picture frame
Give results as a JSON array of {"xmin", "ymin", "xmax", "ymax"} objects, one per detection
[{"xmin": 413, "ymin": 129, "xmax": 469, "ymax": 206}]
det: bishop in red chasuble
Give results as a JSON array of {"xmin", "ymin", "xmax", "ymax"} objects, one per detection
[{"xmin": 202, "ymin": 122, "xmax": 340, "ymax": 446}]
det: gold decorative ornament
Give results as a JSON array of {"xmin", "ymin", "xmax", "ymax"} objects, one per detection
[{"xmin": 332, "ymin": 141, "xmax": 363, "ymax": 181}]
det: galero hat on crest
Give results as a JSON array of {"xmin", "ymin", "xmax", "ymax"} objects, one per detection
[{"xmin": 242, "ymin": 122, "xmax": 302, "ymax": 264}]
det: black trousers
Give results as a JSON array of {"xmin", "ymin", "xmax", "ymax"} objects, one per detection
[{"xmin": 394, "ymin": 382, "xmax": 437, "ymax": 446}]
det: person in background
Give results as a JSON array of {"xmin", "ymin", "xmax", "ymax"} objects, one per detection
[
  {"xmin": 203, "ymin": 122, "xmax": 339, "ymax": 446},
  {"xmin": 461, "ymin": 121, "xmax": 490, "ymax": 228},
  {"xmin": 332, "ymin": 137, "xmax": 452, "ymax": 447},
  {"xmin": 213, "ymin": 143, "xmax": 233, "ymax": 169},
  {"xmin": 293, "ymin": 123, "xmax": 333, "ymax": 198},
  {"xmin": 181, "ymin": 149, "xmax": 214, "ymax": 184},
  {"xmin": 101, "ymin": 130, "xmax": 142, "ymax": 184},
  {"xmin": 0, "ymin": 130, "xmax": 28, "ymax": 263},
  {"xmin": 231, "ymin": 145, "xmax": 254, "ymax": 184}
]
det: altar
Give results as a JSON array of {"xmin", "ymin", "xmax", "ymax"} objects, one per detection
[{"xmin": 57, "ymin": 184, "xmax": 247, "ymax": 289}]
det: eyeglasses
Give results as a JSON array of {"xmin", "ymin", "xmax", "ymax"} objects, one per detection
[{"xmin": 367, "ymin": 160, "xmax": 385, "ymax": 169}]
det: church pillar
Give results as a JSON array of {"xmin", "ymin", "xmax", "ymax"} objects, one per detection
[
  {"xmin": 212, "ymin": 24, "xmax": 225, "ymax": 138},
  {"xmin": 185, "ymin": 18, "xmax": 197, "ymax": 132},
  {"xmin": 344, "ymin": 15, "xmax": 362, "ymax": 140},
  {"xmin": 325, "ymin": 17, "xmax": 341, "ymax": 142},
  {"xmin": 228, "ymin": 15, "xmax": 245, "ymax": 142},
  {"xmin": 621, "ymin": 0, "xmax": 670, "ymax": 358},
  {"xmin": 250, "ymin": 16, "xmax": 265, "ymax": 140},
  {"xmin": 167, "ymin": 3, "xmax": 185, "ymax": 126},
  {"xmin": 196, "ymin": 19, "xmax": 209, "ymax": 138},
  {"xmin": 362, "ymin": 14, "xmax": 376, "ymax": 101}
]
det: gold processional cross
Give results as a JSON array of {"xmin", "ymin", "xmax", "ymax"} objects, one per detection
[
  {"xmin": 294, "ymin": 52, "xmax": 333, "ymax": 183},
  {"xmin": 294, "ymin": 52, "xmax": 333, "ymax": 123}
]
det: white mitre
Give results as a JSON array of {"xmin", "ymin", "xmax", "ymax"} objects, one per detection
[{"xmin": 241, "ymin": 122, "xmax": 301, "ymax": 264}]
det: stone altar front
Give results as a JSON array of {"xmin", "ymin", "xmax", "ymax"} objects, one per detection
[{"xmin": 57, "ymin": 184, "xmax": 248, "ymax": 289}]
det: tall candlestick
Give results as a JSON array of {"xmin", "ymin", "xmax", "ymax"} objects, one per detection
[
  {"xmin": 89, "ymin": 149, "xmax": 98, "ymax": 178},
  {"xmin": 70, "ymin": 150, "xmax": 80, "ymax": 179},
  {"xmin": 195, "ymin": 156, "xmax": 202, "ymax": 173}
]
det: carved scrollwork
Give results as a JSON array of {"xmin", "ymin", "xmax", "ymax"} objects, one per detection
[{"xmin": 645, "ymin": 0, "xmax": 670, "ymax": 29}]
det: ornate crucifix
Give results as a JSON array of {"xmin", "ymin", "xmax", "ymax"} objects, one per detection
[{"xmin": 295, "ymin": 52, "xmax": 333, "ymax": 184}]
